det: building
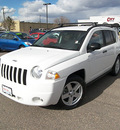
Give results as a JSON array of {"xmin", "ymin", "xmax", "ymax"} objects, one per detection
[
  {"xmin": 0, "ymin": 20, "xmax": 57, "ymax": 33},
  {"xmin": 78, "ymin": 15, "xmax": 120, "ymax": 37},
  {"xmin": 78, "ymin": 15, "xmax": 120, "ymax": 25}
]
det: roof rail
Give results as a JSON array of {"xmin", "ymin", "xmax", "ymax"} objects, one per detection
[
  {"xmin": 57, "ymin": 22, "xmax": 120, "ymax": 29},
  {"xmin": 78, "ymin": 22, "xmax": 98, "ymax": 26},
  {"xmin": 58, "ymin": 23, "xmax": 79, "ymax": 27},
  {"xmin": 95, "ymin": 23, "xmax": 120, "ymax": 27},
  {"xmin": 58, "ymin": 22, "xmax": 98, "ymax": 27}
]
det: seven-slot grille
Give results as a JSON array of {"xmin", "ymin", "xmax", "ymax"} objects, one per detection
[{"xmin": 1, "ymin": 64, "xmax": 27, "ymax": 85}]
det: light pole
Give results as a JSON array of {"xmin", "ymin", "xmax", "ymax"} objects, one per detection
[
  {"xmin": 1, "ymin": 7, "xmax": 6, "ymax": 30},
  {"xmin": 43, "ymin": 3, "xmax": 51, "ymax": 30},
  {"xmin": 1, "ymin": 8, "xmax": 5, "ymax": 21}
]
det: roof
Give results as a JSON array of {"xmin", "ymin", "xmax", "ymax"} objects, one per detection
[{"xmin": 52, "ymin": 26, "xmax": 92, "ymax": 31}]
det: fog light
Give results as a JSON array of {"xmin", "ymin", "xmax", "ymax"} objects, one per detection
[
  {"xmin": 17, "ymin": 96, "xmax": 23, "ymax": 101},
  {"xmin": 32, "ymin": 97, "xmax": 43, "ymax": 103}
]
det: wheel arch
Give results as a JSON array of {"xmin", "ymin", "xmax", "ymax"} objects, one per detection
[
  {"xmin": 67, "ymin": 69, "xmax": 85, "ymax": 81},
  {"xmin": 19, "ymin": 45, "xmax": 25, "ymax": 49},
  {"xmin": 117, "ymin": 54, "xmax": 120, "ymax": 58}
]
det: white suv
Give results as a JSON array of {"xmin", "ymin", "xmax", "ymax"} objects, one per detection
[{"xmin": 0, "ymin": 23, "xmax": 120, "ymax": 109}]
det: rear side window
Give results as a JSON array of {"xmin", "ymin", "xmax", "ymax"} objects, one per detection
[
  {"xmin": 103, "ymin": 30, "xmax": 116, "ymax": 45},
  {"xmin": 7, "ymin": 34, "xmax": 16, "ymax": 40}
]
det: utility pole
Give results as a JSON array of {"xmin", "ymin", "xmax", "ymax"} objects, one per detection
[
  {"xmin": 39, "ymin": 15, "xmax": 41, "ymax": 23},
  {"xmin": 43, "ymin": 3, "xmax": 51, "ymax": 30},
  {"xmin": 1, "ymin": 7, "xmax": 5, "ymax": 21},
  {"xmin": 39, "ymin": 15, "xmax": 41, "ymax": 28},
  {"xmin": 1, "ymin": 7, "xmax": 6, "ymax": 30}
]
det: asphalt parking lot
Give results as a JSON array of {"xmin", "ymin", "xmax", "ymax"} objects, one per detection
[{"xmin": 0, "ymin": 52, "xmax": 120, "ymax": 130}]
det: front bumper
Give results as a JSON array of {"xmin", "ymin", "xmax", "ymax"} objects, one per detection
[{"xmin": 0, "ymin": 77, "xmax": 66, "ymax": 106}]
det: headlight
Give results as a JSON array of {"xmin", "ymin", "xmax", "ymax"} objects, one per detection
[
  {"xmin": 46, "ymin": 70, "xmax": 60, "ymax": 80},
  {"xmin": 31, "ymin": 66, "xmax": 42, "ymax": 78},
  {"xmin": 25, "ymin": 42, "xmax": 32, "ymax": 46}
]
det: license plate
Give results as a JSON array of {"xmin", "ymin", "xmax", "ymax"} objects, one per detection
[{"xmin": 2, "ymin": 85, "xmax": 13, "ymax": 96}]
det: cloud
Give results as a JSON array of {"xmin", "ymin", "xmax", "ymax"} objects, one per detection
[
  {"xmin": 16, "ymin": 0, "xmax": 120, "ymax": 22},
  {"xmin": 1, "ymin": 6, "xmax": 16, "ymax": 15},
  {"xmin": 0, "ymin": 6, "xmax": 16, "ymax": 21}
]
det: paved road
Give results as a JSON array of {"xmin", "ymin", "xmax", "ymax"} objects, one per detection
[{"xmin": 0, "ymin": 52, "xmax": 120, "ymax": 130}]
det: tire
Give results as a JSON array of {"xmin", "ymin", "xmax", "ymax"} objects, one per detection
[
  {"xmin": 19, "ymin": 45, "xmax": 25, "ymax": 49},
  {"xmin": 58, "ymin": 75, "xmax": 86, "ymax": 109},
  {"xmin": 111, "ymin": 56, "xmax": 120, "ymax": 76}
]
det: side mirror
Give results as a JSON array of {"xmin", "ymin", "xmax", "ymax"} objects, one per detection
[{"xmin": 87, "ymin": 43, "xmax": 101, "ymax": 52}]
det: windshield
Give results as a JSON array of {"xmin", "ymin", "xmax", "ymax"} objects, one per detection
[
  {"xmin": 33, "ymin": 30, "xmax": 87, "ymax": 51},
  {"xmin": 16, "ymin": 33, "xmax": 34, "ymax": 39}
]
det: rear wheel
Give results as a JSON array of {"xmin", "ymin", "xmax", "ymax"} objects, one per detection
[
  {"xmin": 58, "ymin": 75, "xmax": 86, "ymax": 109},
  {"xmin": 111, "ymin": 56, "xmax": 120, "ymax": 76}
]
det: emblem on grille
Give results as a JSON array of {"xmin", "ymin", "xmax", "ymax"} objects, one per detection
[{"xmin": 12, "ymin": 60, "xmax": 17, "ymax": 62}]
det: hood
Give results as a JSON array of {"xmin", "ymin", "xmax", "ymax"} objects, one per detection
[{"xmin": 1, "ymin": 47, "xmax": 80, "ymax": 70}]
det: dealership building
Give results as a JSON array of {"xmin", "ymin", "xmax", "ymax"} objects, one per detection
[{"xmin": 78, "ymin": 15, "xmax": 120, "ymax": 24}]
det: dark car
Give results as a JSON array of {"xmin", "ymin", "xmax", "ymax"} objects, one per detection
[{"xmin": 0, "ymin": 32, "xmax": 35, "ymax": 51}]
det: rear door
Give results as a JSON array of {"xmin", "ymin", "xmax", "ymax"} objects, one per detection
[{"xmin": 102, "ymin": 30, "xmax": 116, "ymax": 67}]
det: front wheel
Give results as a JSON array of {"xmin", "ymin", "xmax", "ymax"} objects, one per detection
[
  {"xmin": 19, "ymin": 45, "xmax": 25, "ymax": 49},
  {"xmin": 0, "ymin": 48, "xmax": 2, "ymax": 52},
  {"xmin": 111, "ymin": 56, "xmax": 120, "ymax": 76},
  {"xmin": 58, "ymin": 75, "xmax": 86, "ymax": 109}
]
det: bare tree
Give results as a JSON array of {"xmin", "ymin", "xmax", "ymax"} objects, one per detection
[
  {"xmin": 2, "ymin": 16, "xmax": 15, "ymax": 31},
  {"xmin": 54, "ymin": 16, "xmax": 70, "ymax": 24}
]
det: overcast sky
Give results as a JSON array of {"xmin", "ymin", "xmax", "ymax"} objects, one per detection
[{"xmin": 0, "ymin": 0, "xmax": 120, "ymax": 23}]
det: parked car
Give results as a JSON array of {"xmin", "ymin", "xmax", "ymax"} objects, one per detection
[
  {"xmin": 29, "ymin": 29, "xmax": 47, "ymax": 34},
  {"xmin": 0, "ymin": 32, "xmax": 35, "ymax": 51},
  {"xmin": 0, "ymin": 23, "xmax": 120, "ymax": 109},
  {"xmin": 0, "ymin": 31, "xmax": 5, "ymax": 34},
  {"xmin": 30, "ymin": 32, "xmax": 45, "ymax": 40}
]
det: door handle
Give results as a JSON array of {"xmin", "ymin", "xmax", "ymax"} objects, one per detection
[{"xmin": 103, "ymin": 50, "xmax": 107, "ymax": 53}]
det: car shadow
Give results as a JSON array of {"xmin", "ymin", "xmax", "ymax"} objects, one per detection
[
  {"xmin": 83, "ymin": 73, "xmax": 120, "ymax": 104},
  {"xmin": 0, "ymin": 50, "xmax": 11, "ymax": 53},
  {"xmin": 44, "ymin": 73, "xmax": 120, "ymax": 110}
]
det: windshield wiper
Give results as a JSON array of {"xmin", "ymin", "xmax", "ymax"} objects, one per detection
[
  {"xmin": 32, "ymin": 44, "xmax": 65, "ymax": 49},
  {"xmin": 42, "ymin": 45, "xmax": 64, "ymax": 49},
  {"xmin": 32, "ymin": 44, "xmax": 40, "ymax": 47}
]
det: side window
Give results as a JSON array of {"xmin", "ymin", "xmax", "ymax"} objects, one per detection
[
  {"xmin": 7, "ymin": 34, "xmax": 15, "ymax": 40},
  {"xmin": 0, "ymin": 34, "xmax": 8, "ymax": 39},
  {"xmin": 88, "ymin": 31, "xmax": 104, "ymax": 47},
  {"xmin": 103, "ymin": 30, "xmax": 116, "ymax": 45}
]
